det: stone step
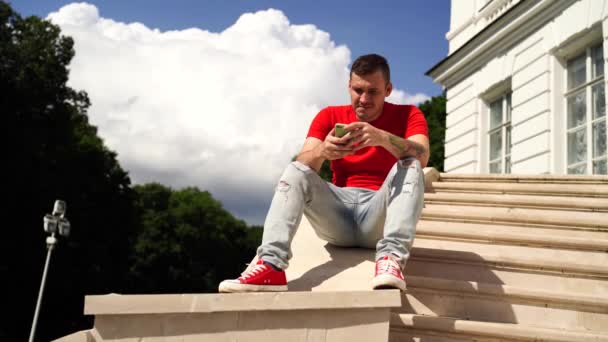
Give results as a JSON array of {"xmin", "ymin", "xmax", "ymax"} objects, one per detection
[
  {"xmin": 397, "ymin": 276, "xmax": 608, "ymax": 331},
  {"xmin": 438, "ymin": 173, "xmax": 608, "ymax": 185},
  {"xmin": 421, "ymin": 204, "xmax": 608, "ymax": 230},
  {"xmin": 286, "ymin": 219, "xmax": 608, "ymax": 296},
  {"xmin": 430, "ymin": 181, "xmax": 608, "ymax": 198},
  {"xmin": 424, "ymin": 192, "xmax": 608, "ymax": 212},
  {"xmin": 416, "ymin": 220, "xmax": 608, "ymax": 251},
  {"xmin": 405, "ymin": 275, "xmax": 608, "ymax": 313},
  {"xmin": 410, "ymin": 238, "xmax": 608, "ymax": 278},
  {"xmin": 405, "ymin": 258, "xmax": 608, "ymax": 301},
  {"xmin": 389, "ymin": 314, "xmax": 608, "ymax": 342}
]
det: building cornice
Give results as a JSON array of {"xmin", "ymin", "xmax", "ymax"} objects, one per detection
[
  {"xmin": 446, "ymin": 0, "xmax": 521, "ymax": 41},
  {"xmin": 427, "ymin": 0, "xmax": 577, "ymax": 89}
]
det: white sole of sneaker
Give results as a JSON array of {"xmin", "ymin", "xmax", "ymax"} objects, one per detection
[
  {"xmin": 371, "ymin": 274, "xmax": 406, "ymax": 291},
  {"xmin": 218, "ymin": 281, "xmax": 288, "ymax": 293}
]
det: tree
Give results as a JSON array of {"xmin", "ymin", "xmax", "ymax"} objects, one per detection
[
  {"xmin": 318, "ymin": 159, "xmax": 333, "ymax": 182},
  {"xmin": 1, "ymin": 2, "xmax": 137, "ymax": 340},
  {"xmin": 128, "ymin": 184, "xmax": 262, "ymax": 293},
  {"xmin": 0, "ymin": 3, "xmax": 266, "ymax": 340},
  {"xmin": 419, "ymin": 94, "xmax": 447, "ymax": 171}
]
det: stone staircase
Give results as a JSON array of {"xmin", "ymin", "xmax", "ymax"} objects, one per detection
[
  {"xmin": 390, "ymin": 172, "xmax": 608, "ymax": 341},
  {"xmin": 57, "ymin": 170, "xmax": 608, "ymax": 342}
]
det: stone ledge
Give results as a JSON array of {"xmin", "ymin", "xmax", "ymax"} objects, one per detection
[
  {"xmin": 85, "ymin": 290, "xmax": 402, "ymax": 315},
  {"xmin": 423, "ymin": 167, "xmax": 440, "ymax": 187},
  {"xmin": 59, "ymin": 291, "xmax": 402, "ymax": 342}
]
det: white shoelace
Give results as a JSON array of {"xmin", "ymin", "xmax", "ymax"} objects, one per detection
[
  {"xmin": 377, "ymin": 258, "xmax": 400, "ymax": 275},
  {"xmin": 241, "ymin": 264, "xmax": 266, "ymax": 280}
]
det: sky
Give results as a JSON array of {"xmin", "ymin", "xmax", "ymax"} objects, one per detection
[{"xmin": 13, "ymin": 1, "xmax": 451, "ymax": 224}]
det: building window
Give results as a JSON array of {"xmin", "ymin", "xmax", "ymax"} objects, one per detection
[
  {"xmin": 565, "ymin": 43, "xmax": 607, "ymax": 175},
  {"xmin": 488, "ymin": 93, "xmax": 512, "ymax": 173}
]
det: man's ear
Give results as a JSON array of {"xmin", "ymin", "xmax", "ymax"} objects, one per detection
[{"xmin": 385, "ymin": 82, "xmax": 393, "ymax": 97}]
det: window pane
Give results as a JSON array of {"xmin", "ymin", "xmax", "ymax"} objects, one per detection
[
  {"xmin": 506, "ymin": 93, "xmax": 512, "ymax": 122},
  {"xmin": 505, "ymin": 156, "xmax": 511, "ymax": 174},
  {"xmin": 567, "ymin": 91, "xmax": 586, "ymax": 128},
  {"xmin": 592, "ymin": 44, "xmax": 604, "ymax": 79},
  {"xmin": 505, "ymin": 126, "xmax": 512, "ymax": 155},
  {"xmin": 567, "ymin": 53, "xmax": 586, "ymax": 89},
  {"xmin": 568, "ymin": 164, "xmax": 587, "ymax": 174},
  {"xmin": 592, "ymin": 83, "xmax": 605, "ymax": 119},
  {"xmin": 593, "ymin": 120, "xmax": 607, "ymax": 157},
  {"xmin": 490, "ymin": 99, "xmax": 503, "ymax": 129},
  {"xmin": 594, "ymin": 159, "xmax": 607, "ymax": 175},
  {"xmin": 489, "ymin": 161, "xmax": 502, "ymax": 174},
  {"xmin": 490, "ymin": 130, "xmax": 502, "ymax": 160},
  {"xmin": 568, "ymin": 128, "xmax": 587, "ymax": 165}
]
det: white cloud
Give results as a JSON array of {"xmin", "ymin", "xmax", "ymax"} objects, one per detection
[
  {"xmin": 387, "ymin": 89, "xmax": 430, "ymax": 106},
  {"xmin": 47, "ymin": 3, "xmax": 429, "ymax": 223}
]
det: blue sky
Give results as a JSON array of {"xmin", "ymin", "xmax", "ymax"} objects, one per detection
[
  {"xmin": 13, "ymin": 0, "xmax": 450, "ymax": 97},
  {"xmin": 12, "ymin": 0, "xmax": 451, "ymax": 224}
]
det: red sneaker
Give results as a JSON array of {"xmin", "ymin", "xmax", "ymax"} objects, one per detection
[
  {"xmin": 219, "ymin": 259, "xmax": 288, "ymax": 293},
  {"xmin": 372, "ymin": 255, "xmax": 406, "ymax": 291}
]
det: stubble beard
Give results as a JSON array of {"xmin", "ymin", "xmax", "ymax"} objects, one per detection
[{"xmin": 355, "ymin": 105, "xmax": 381, "ymax": 122}]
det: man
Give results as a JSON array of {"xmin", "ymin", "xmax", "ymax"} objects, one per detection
[{"xmin": 219, "ymin": 54, "xmax": 429, "ymax": 292}]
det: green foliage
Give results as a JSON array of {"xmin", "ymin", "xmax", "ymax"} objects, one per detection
[
  {"xmin": 318, "ymin": 159, "xmax": 333, "ymax": 182},
  {"xmin": 291, "ymin": 156, "xmax": 333, "ymax": 182},
  {"xmin": 1, "ymin": 3, "xmax": 262, "ymax": 341},
  {"xmin": 128, "ymin": 184, "xmax": 262, "ymax": 293},
  {"xmin": 419, "ymin": 94, "xmax": 447, "ymax": 171},
  {"xmin": 2, "ymin": 2, "xmax": 138, "ymax": 340}
]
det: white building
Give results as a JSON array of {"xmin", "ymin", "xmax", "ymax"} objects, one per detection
[{"xmin": 427, "ymin": 0, "xmax": 607, "ymax": 175}]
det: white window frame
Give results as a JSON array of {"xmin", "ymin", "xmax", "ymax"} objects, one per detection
[
  {"xmin": 488, "ymin": 93, "xmax": 512, "ymax": 174},
  {"xmin": 564, "ymin": 43, "xmax": 607, "ymax": 175}
]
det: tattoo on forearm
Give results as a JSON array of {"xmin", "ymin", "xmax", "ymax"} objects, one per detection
[
  {"xmin": 388, "ymin": 135, "xmax": 426, "ymax": 159},
  {"xmin": 388, "ymin": 135, "xmax": 406, "ymax": 153}
]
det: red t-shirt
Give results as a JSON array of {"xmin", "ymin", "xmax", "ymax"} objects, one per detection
[{"xmin": 306, "ymin": 102, "xmax": 429, "ymax": 190}]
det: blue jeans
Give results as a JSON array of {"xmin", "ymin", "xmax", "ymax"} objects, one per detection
[{"xmin": 256, "ymin": 157, "xmax": 424, "ymax": 270}]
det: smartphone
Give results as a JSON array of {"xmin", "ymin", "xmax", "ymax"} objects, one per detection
[{"xmin": 335, "ymin": 123, "xmax": 348, "ymax": 138}]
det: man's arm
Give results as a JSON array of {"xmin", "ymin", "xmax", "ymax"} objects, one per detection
[
  {"xmin": 296, "ymin": 138, "xmax": 325, "ymax": 172},
  {"xmin": 296, "ymin": 129, "xmax": 355, "ymax": 172},
  {"xmin": 382, "ymin": 133, "xmax": 430, "ymax": 168},
  {"xmin": 344, "ymin": 121, "xmax": 430, "ymax": 168}
]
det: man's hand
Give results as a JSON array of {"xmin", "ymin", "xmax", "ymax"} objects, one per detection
[
  {"xmin": 343, "ymin": 122, "xmax": 386, "ymax": 150},
  {"xmin": 296, "ymin": 128, "xmax": 356, "ymax": 172},
  {"xmin": 315, "ymin": 127, "xmax": 356, "ymax": 161},
  {"xmin": 344, "ymin": 122, "xmax": 430, "ymax": 167}
]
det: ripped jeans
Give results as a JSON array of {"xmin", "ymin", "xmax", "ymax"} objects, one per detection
[{"xmin": 256, "ymin": 157, "xmax": 425, "ymax": 270}]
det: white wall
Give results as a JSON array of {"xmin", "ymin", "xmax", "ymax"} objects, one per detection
[
  {"xmin": 450, "ymin": 0, "xmax": 477, "ymax": 32},
  {"xmin": 443, "ymin": 0, "xmax": 608, "ymax": 174}
]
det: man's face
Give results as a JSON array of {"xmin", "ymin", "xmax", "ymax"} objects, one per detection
[{"xmin": 348, "ymin": 70, "xmax": 393, "ymax": 122}]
